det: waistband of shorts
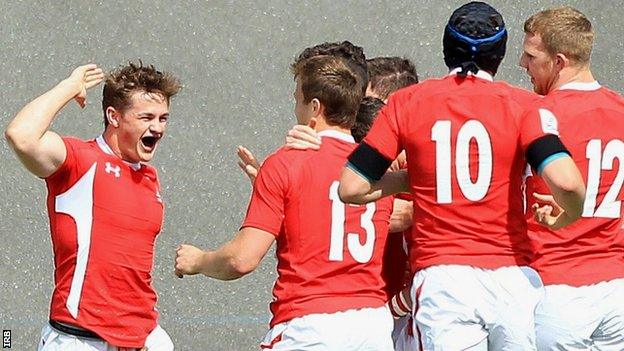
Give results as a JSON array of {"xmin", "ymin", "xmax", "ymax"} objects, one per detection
[{"xmin": 49, "ymin": 319, "xmax": 102, "ymax": 340}]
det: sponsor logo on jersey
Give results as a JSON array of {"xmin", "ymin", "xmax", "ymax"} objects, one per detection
[{"xmin": 105, "ymin": 162, "xmax": 121, "ymax": 178}]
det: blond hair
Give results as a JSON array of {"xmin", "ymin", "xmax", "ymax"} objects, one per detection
[{"xmin": 524, "ymin": 6, "xmax": 593, "ymax": 66}]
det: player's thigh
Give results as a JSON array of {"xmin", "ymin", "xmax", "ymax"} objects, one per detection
[
  {"xmin": 38, "ymin": 324, "xmax": 107, "ymax": 351},
  {"xmin": 143, "ymin": 324, "xmax": 174, "ymax": 351},
  {"xmin": 411, "ymin": 266, "xmax": 488, "ymax": 350},
  {"xmin": 356, "ymin": 306, "xmax": 394, "ymax": 351},
  {"xmin": 592, "ymin": 297, "xmax": 624, "ymax": 351},
  {"xmin": 485, "ymin": 266, "xmax": 543, "ymax": 351},
  {"xmin": 535, "ymin": 285, "xmax": 595, "ymax": 350}
]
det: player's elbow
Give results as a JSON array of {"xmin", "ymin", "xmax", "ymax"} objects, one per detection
[
  {"xmin": 5, "ymin": 124, "xmax": 34, "ymax": 153},
  {"xmin": 227, "ymin": 255, "xmax": 259, "ymax": 279},
  {"xmin": 4, "ymin": 125, "xmax": 19, "ymax": 150},
  {"xmin": 338, "ymin": 181, "xmax": 366, "ymax": 204}
]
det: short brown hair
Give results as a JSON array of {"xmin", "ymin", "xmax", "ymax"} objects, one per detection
[
  {"xmin": 102, "ymin": 61, "xmax": 182, "ymax": 126},
  {"xmin": 352, "ymin": 97, "xmax": 385, "ymax": 142},
  {"xmin": 367, "ymin": 57, "xmax": 418, "ymax": 100},
  {"xmin": 291, "ymin": 55, "xmax": 363, "ymax": 129},
  {"xmin": 294, "ymin": 41, "xmax": 368, "ymax": 93},
  {"xmin": 524, "ymin": 6, "xmax": 593, "ymax": 65}
]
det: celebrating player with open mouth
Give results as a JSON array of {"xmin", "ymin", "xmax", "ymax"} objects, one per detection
[{"xmin": 5, "ymin": 62, "xmax": 180, "ymax": 350}]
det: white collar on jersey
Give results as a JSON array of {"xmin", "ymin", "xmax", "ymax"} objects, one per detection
[
  {"xmin": 317, "ymin": 130, "xmax": 355, "ymax": 144},
  {"xmin": 96, "ymin": 135, "xmax": 142, "ymax": 171},
  {"xmin": 448, "ymin": 67, "xmax": 494, "ymax": 82},
  {"xmin": 558, "ymin": 81, "xmax": 601, "ymax": 91}
]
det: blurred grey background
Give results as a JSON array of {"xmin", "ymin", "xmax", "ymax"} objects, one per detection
[{"xmin": 0, "ymin": 1, "xmax": 622, "ymax": 350}]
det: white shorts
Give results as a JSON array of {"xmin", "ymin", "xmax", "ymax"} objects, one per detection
[
  {"xmin": 536, "ymin": 278, "xmax": 624, "ymax": 350},
  {"xmin": 392, "ymin": 315, "xmax": 418, "ymax": 351},
  {"xmin": 411, "ymin": 264, "xmax": 544, "ymax": 351},
  {"xmin": 38, "ymin": 323, "xmax": 173, "ymax": 351},
  {"xmin": 260, "ymin": 306, "xmax": 394, "ymax": 350}
]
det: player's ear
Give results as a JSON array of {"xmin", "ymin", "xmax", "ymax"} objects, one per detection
[
  {"xmin": 554, "ymin": 53, "xmax": 568, "ymax": 72},
  {"xmin": 311, "ymin": 98, "xmax": 322, "ymax": 118},
  {"xmin": 106, "ymin": 107, "xmax": 121, "ymax": 128}
]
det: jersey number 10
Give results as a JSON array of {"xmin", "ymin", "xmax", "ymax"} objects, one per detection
[{"xmin": 432, "ymin": 120, "xmax": 493, "ymax": 203}]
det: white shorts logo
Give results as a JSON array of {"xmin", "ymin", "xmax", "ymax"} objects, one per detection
[
  {"xmin": 539, "ymin": 108, "xmax": 559, "ymax": 135},
  {"xmin": 105, "ymin": 162, "xmax": 121, "ymax": 178}
]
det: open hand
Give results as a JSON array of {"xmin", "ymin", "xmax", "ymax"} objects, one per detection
[
  {"xmin": 237, "ymin": 145, "xmax": 261, "ymax": 183},
  {"xmin": 67, "ymin": 64, "xmax": 104, "ymax": 108}
]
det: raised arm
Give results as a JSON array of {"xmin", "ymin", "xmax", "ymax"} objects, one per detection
[{"xmin": 4, "ymin": 64, "xmax": 104, "ymax": 178}]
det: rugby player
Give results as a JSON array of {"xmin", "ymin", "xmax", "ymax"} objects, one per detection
[
  {"xmin": 175, "ymin": 55, "xmax": 397, "ymax": 350},
  {"xmin": 521, "ymin": 6, "xmax": 624, "ymax": 349},
  {"xmin": 5, "ymin": 62, "xmax": 180, "ymax": 350}
]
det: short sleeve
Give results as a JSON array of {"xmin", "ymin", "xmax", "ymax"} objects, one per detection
[
  {"xmin": 519, "ymin": 107, "xmax": 560, "ymax": 151},
  {"xmin": 45, "ymin": 137, "xmax": 81, "ymax": 186},
  {"xmin": 362, "ymin": 94, "xmax": 403, "ymax": 161},
  {"xmin": 241, "ymin": 152, "xmax": 289, "ymax": 237}
]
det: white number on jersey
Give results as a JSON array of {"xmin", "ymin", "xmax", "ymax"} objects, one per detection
[
  {"xmin": 431, "ymin": 120, "xmax": 493, "ymax": 203},
  {"xmin": 54, "ymin": 162, "xmax": 97, "ymax": 318},
  {"xmin": 582, "ymin": 139, "xmax": 624, "ymax": 218},
  {"xmin": 328, "ymin": 181, "xmax": 376, "ymax": 263}
]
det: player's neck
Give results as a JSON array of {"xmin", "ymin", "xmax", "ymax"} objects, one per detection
[
  {"xmin": 551, "ymin": 66, "xmax": 595, "ymax": 92},
  {"xmin": 101, "ymin": 129, "xmax": 125, "ymax": 160},
  {"xmin": 313, "ymin": 118, "xmax": 351, "ymax": 136}
]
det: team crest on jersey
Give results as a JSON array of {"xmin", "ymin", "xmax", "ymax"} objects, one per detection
[
  {"xmin": 538, "ymin": 108, "xmax": 559, "ymax": 135},
  {"xmin": 105, "ymin": 162, "xmax": 121, "ymax": 178}
]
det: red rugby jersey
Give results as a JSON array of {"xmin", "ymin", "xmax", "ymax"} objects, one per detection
[
  {"xmin": 46, "ymin": 136, "xmax": 163, "ymax": 347},
  {"xmin": 361, "ymin": 71, "xmax": 548, "ymax": 271},
  {"xmin": 526, "ymin": 82, "xmax": 624, "ymax": 286},
  {"xmin": 242, "ymin": 131, "xmax": 394, "ymax": 327}
]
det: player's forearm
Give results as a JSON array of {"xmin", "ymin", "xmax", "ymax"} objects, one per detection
[
  {"xmin": 542, "ymin": 157, "xmax": 586, "ymax": 225},
  {"xmin": 550, "ymin": 188, "xmax": 585, "ymax": 229},
  {"xmin": 340, "ymin": 168, "xmax": 408, "ymax": 204},
  {"xmin": 199, "ymin": 247, "xmax": 252, "ymax": 281},
  {"xmin": 5, "ymin": 79, "xmax": 80, "ymax": 151}
]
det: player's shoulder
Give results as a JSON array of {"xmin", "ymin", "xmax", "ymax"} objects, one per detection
[
  {"xmin": 491, "ymin": 80, "xmax": 541, "ymax": 107},
  {"xmin": 389, "ymin": 76, "xmax": 449, "ymax": 103},
  {"xmin": 61, "ymin": 136, "xmax": 95, "ymax": 150},
  {"xmin": 596, "ymin": 86, "xmax": 624, "ymax": 107},
  {"xmin": 262, "ymin": 146, "xmax": 315, "ymax": 172}
]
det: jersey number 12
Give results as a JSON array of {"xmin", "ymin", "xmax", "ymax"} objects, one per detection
[{"xmin": 582, "ymin": 139, "xmax": 624, "ymax": 218}]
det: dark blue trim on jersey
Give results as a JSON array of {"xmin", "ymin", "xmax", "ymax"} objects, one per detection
[
  {"xmin": 447, "ymin": 25, "xmax": 507, "ymax": 52},
  {"xmin": 346, "ymin": 161, "xmax": 375, "ymax": 183},
  {"xmin": 537, "ymin": 152, "xmax": 569, "ymax": 175}
]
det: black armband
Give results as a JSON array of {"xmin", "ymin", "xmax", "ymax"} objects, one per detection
[
  {"xmin": 525, "ymin": 134, "xmax": 570, "ymax": 171},
  {"xmin": 347, "ymin": 141, "xmax": 393, "ymax": 182}
]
